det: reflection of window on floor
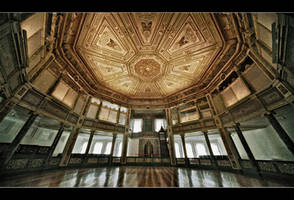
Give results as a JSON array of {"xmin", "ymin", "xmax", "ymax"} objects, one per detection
[
  {"xmin": 186, "ymin": 143, "xmax": 194, "ymax": 158},
  {"xmin": 93, "ymin": 142, "xmax": 103, "ymax": 154},
  {"xmin": 195, "ymin": 143, "xmax": 207, "ymax": 157},
  {"xmin": 211, "ymin": 143, "xmax": 221, "ymax": 156}
]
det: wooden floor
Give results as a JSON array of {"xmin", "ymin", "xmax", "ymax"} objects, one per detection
[{"xmin": 0, "ymin": 166, "xmax": 294, "ymax": 187}]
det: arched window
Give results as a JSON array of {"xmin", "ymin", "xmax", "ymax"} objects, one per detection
[
  {"xmin": 211, "ymin": 143, "xmax": 221, "ymax": 155},
  {"xmin": 195, "ymin": 143, "xmax": 207, "ymax": 157},
  {"xmin": 93, "ymin": 142, "xmax": 103, "ymax": 154}
]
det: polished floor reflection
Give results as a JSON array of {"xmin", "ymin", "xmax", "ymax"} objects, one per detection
[{"xmin": 0, "ymin": 166, "xmax": 294, "ymax": 187}]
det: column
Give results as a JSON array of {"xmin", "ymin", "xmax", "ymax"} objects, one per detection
[
  {"xmin": 109, "ymin": 133, "xmax": 117, "ymax": 165},
  {"xmin": 121, "ymin": 133, "xmax": 128, "ymax": 165},
  {"xmin": 218, "ymin": 127, "xmax": 242, "ymax": 170},
  {"xmin": 121, "ymin": 107, "xmax": 131, "ymax": 165},
  {"xmin": 82, "ymin": 130, "xmax": 95, "ymax": 164},
  {"xmin": 180, "ymin": 133, "xmax": 189, "ymax": 166},
  {"xmin": 0, "ymin": 112, "xmax": 38, "ymax": 168},
  {"xmin": 44, "ymin": 123, "xmax": 64, "ymax": 166},
  {"xmin": 203, "ymin": 131, "xmax": 218, "ymax": 169},
  {"xmin": 165, "ymin": 108, "xmax": 176, "ymax": 165},
  {"xmin": 265, "ymin": 112, "xmax": 294, "ymax": 156},
  {"xmin": 59, "ymin": 126, "xmax": 80, "ymax": 166},
  {"xmin": 59, "ymin": 94, "xmax": 90, "ymax": 166},
  {"xmin": 233, "ymin": 123, "xmax": 260, "ymax": 172}
]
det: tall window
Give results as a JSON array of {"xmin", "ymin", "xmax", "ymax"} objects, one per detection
[
  {"xmin": 104, "ymin": 142, "xmax": 112, "ymax": 154},
  {"xmin": 211, "ymin": 143, "xmax": 221, "ymax": 156},
  {"xmin": 81, "ymin": 142, "xmax": 88, "ymax": 153},
  {"xmin": 186, "ymin": 143, "xmax": 195, "ymax": 158},
  {"xmin": 132, "ymin": 119, "xmax": 143, "ymax": 133},
  {"xmin": 174, "ymin": 143, "xmax": 181, "ymax": 158},
  {"xmin": 93, "ymin": 142, "xmax": 103, "ymax": 154},
  {"xmin": 195, "ymin": 143, "xmax": 207, "ymax": 157},
  {"xmin": 154, "ymin": 119, "xmax": 166, "ymax": 132},
  {"xmin": 52, "ymin": 131, "xmax": 70, "ymax": 157},
  {"xmin": 72, "ymin": 133, "xmax": 90, "ymax": 154},
  {"xmin": 113, "ymin": 141, "xmax": 122, "ymax": 157}
]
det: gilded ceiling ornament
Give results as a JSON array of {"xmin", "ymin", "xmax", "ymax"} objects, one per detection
[{"xmin": 134, "ymin": 59, "xmax": 161, "ymax": 78}]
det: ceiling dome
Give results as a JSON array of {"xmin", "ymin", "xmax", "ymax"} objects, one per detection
[{"xmin": 54, "ymin": 12, "xmax": 244, "ymax": 107}]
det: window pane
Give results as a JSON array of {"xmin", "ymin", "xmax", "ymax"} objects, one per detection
[
  {"xmin": 52, "ymin": 130, "xmax": 70, "ymax": 157},
  {"xmin": 72, "ymin": 133, "xmax": 90, "ymax": 154},
  {"xmin": 91, "ymin": 97, "xmax": 101, "ymax": 105},
  {"xmin": 132, "ymin": 119, "xmax": 142, "ymax": 133},
  {"xmin": 211, "ymin": 143, "xmax": 221, "ymax": 155},
  {"xmin": 20, "ymin": 116, "xmax": 59, "ymax": 146},
  {"xmin": 104, "ymin": 142, "xmax": 112, "ymax": 154},
  {"xmin": 196, "ymin": 143, "xmax": 207, "ymax": 157},
  {"xmin": 92, "ymin": 142, "xmax": 103, "ymax": 154},
  {"xmin": 113, "ymin": 134, "xmax": 123, "ymax": 157},
  {"xmin": 175, "ymin": 143, "xmax": 181, "ymax": 158},
  {"xmin": 0, "ymin": 106, "xmax": 30, "ymax": 143},
  {"xmin": 154, "ymin": 119, "xmax": 166, "ymax": 132},
  {"xmin": 207, "ymin": 130, "xmax": 227, "ymax": 156},
  {"xmin": 186, "ymin": 143, "xmax": 195, "ymax": 158}
]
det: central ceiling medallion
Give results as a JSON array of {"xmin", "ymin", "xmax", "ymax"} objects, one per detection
[{"xmin": 134, "ymin": 59, "xmax": 160, "ymax": 78}]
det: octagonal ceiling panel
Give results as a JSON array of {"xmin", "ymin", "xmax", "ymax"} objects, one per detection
[{"xmin": 74, "ymin": 12, "xmax": 223, "ymax": 99}]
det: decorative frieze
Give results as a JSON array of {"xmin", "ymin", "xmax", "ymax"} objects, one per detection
[
  {"xmin": 27, "ymin": 158, "xmax": 44, "ymax": 168},
  {"xmin": 276, "ymin": 162, "xmax": 294, "ymax": 175},
  {"xmin": 240, "ymin": 160, "xmax": 253, "ymax": 169},
  {"xmin": 5, "ymin": 158, "xmax": 29, "ymax": 169},
  {"xmin": 257, "ymin": 161, "xmax": 277, "ymax": 173},
  {"xmin": 49, "ymin": 157, "xmax": 60, "ymax": 166}
]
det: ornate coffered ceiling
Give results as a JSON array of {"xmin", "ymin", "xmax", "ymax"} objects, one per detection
[{"xmin": 53, "ymin": 12, "xmax": 246, "ymax": 107}]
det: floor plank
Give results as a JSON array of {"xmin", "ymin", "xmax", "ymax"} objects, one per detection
[{"xmin": 0, "ymin": 166, "xmax": 294, "ymax": 187}]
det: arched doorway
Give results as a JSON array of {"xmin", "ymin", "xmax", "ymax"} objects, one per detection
[{"xmin": 144, "ymin": 141, "xmax": 153, "ymax": 157}]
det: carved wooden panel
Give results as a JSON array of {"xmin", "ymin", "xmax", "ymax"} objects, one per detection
[
  {"xmin": 41, "ymin": 99, "xmax": 69, "ymax": 120},
  {"xmin": 258, "ymin": 87, "xmax": 284, "ymax": 107},
  {"xmin": 276, "ymin": 162, "xmax": 294, "ymax": 175},
  {"xmin": 21, "ymin": 89, "xmax": 44, "ymax": 107},
  {"xmin": 243, "ymin": 63, "xmax": 272, "ymax": 92},
  {"xmin": 27, "ymin": 158, "xmax": 44, "ymax": 168},
  {"xmin": 5, "ymin": 158, "xmax": 29, "ymax": 169},
  {"xmin": 257, "ymin": 161, "xmax": 277, "ymax": 173},
  {"xmin": 230, "ymin": 98, "xmax": 263, "ymax": 121}
]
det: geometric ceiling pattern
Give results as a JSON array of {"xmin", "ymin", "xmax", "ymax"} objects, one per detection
[{"xmin": 76, "ymin": 13, "xmax": 223, "ymax": 99}]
